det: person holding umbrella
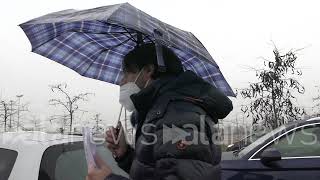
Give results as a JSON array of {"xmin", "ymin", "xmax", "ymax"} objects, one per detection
[
  {"xmin": 20, "ymin": 3, "xmax": 235, "ymax": 180},
  {"xmin": 86, "ymin": 43, "xmax": 233, "ymax": 180}
]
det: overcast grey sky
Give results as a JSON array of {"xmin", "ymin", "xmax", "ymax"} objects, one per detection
[{"xmin": 1, "ymin": 0, "xmax": 320, "ymax": 128}]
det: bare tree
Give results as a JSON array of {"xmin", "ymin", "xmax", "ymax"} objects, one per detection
[
  {"xmin": 49, "ymin": 83, "xmax": 92, "ymax": 133},
  {"xmin": 48, "ymin": 114, "xmax": 69, "ymax": 134},
  {"xmin": 16, "ymin": 95, "xmax": 24, "ymax": 131},
  {"xmin": 92, "ymin": 113, "xmax": 103, "ymax": 134},
  {"xmin": 8, "ymin": 100, "xmax": 16, "ymax": 130},
  {"xmin": 0, "ymin": 100, "xmax": 18, "ymax": 132},
  {"xmin": 239, "ymin": 48, "xmax": 305, "ymax": 129},
  {"xmin": 0, "ymin": 94, "xmax": 29, "ymax": 132},
  {"xmin": 0, "ymin": 100, "xmax": 11, "ymax": 132},
  {"xmin": 312, "ymin": 86, "xmax": 320, "ymax": 117},
  {"xmin": 29, "ymin": 115, "xmax": 42, "ymax": 131}
]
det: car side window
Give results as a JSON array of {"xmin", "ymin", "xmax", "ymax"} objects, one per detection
[
  {"xmin": 54, "ymin": 148, "xmax": 87, "ymax": 180},
  {"xmin": 39, "ymin": 142, "xmax": 84, "ymax": 180},
  {"xmin": 255, "ymin": 125, "xmax": 320, "ymax": 158},
  {"xmin": 39, "ymin": 142, "xmax": 128, "ymax": 180},
  {"xmin": 0, "ymin": 148, "xmax": 18, "ymax": 180},
  {"xmin": 55, "ymin": 145, "xmax": 128, "ymax": 180}
]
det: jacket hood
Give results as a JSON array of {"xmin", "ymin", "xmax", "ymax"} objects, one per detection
[
  {"xmin": 131, "ymin": 70, "xmax": 233, "ymax": 123},
  {"xmin": 159, "ymin": 70, "xmax": 233, "ymax": 120}
]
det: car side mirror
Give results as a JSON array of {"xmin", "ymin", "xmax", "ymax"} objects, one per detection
[
  {"xmin": 260, "ymin": 148, "xmax": 281, "ymax": 166},
  {"xmin": 226, "ymin": 144, "xmax": 235, "ymax": 151}
]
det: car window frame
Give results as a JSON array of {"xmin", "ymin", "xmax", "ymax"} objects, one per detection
[{"xmin": 249, "ymin": 122, "xmax": 320, "ymax": 160}]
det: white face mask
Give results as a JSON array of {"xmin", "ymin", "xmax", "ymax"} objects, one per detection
[
  {"xmin": 119, "ymin": 68, "xmax": 149, "ymax": 112},
  {"xmin": 119, "ymin": 82, "xmax": 140, "ymax": 112}
]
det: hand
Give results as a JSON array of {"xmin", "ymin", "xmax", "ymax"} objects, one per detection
[
  {"xmin": 105, "ymin": 122, "xmax": 128, "ymax": 158},
  {"xmin": 86, "ymin": 155, "xmax": 112, "ymax": 180}
]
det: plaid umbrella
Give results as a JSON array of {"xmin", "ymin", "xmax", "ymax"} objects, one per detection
[{"xmin": 20, "ymin": 3, "xmax": 235, "ymax": 97}]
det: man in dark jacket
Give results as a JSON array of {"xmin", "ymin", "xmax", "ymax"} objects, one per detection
[{"xmin": 88, "ymin": 43, "xmax": 233, "ymax": 180}]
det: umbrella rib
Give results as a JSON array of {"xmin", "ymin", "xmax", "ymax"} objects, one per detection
[
  {"xmin": 143, "ymin": 35, "xmax": 154, "ymax": 43},
  {"xmin": 97, "ymin": 20, "xmax": 140, "ymax": 35},
  {"xmin": 31, "ymin": 29, "xmax": 134, "ymax": 52},
  {"xmin": 81, "ymin": 38, "xmax": 132, "ymax": 76},
  {"xmin": 123, "ymin": 27, "xmax": 138, "ymax": 43},
  {"xmin": 119, "ymin": 32, "xmax": 137, "ymax": 43},
  {"xmin": 74, "ymin": 21, "xmax": 139, "ymax": 43},
  {"xmin": 75, "ymin": 31, "xmax": 136, "ymax": 35}
]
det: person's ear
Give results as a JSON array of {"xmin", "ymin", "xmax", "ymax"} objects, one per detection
[{"xmin": 144, "ymin": 64, "xmax": 155, "ymax": 79}]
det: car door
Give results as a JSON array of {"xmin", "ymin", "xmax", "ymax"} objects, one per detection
[{"xmin": 222, "ymin": 123, "xmax": 320, "ymax": 180}]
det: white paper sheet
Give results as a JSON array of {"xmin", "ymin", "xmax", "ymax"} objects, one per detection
[{"xmin": 83, "ymin": 127, "xmax": 97, "ymax": 168}]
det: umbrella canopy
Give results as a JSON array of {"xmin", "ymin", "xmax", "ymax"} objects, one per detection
[{"xmin": 20, "ymin": 3, "xmax": 235, "ymax": 97}]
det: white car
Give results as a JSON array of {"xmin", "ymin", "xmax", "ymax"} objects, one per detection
[{"xmin": 0, "ymin": 131, "xmax": 128, "ymax": 180}]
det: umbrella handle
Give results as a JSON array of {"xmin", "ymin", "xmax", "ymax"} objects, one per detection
[
  {"xmin": 153, "ymin": 29, "xmax": 167, "ymax": 73},
  {"xmin": 136, "ymin": 33, "xmax": 143, "ymax": 46}
]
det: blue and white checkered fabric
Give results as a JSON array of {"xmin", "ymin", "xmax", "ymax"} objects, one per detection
[{"xmin": 20, "ymin": 3, "xmax": 235, "ymax": 97}]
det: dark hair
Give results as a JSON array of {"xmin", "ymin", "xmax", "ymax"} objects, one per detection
[{"xmin": 123, "ymin": 43, "xmax": 183, "ymax": 79}]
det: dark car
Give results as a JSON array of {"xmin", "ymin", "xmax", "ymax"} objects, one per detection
[{"xmin": 221, "ymin": 117, "xmax": 320, "ymax": 180}]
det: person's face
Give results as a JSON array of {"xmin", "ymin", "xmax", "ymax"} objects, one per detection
[{"xmin": 120, "ymin": 64, "xmax": 154, "ymax": 89}]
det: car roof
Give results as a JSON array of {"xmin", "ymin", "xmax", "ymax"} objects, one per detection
[
  {"xmin": 0, "ymin": 131, "xmax": 83, "ymax": 151},
  {"xmin": 305, "ymin": 117, "xmax": 320, "ymax": 122},
  {"xmin": 287, "ymin": 117, "xmax": 320, "ymax": 128},
  {"xmin": 0, "ymin": 131, "xmax": 83, "ymax": 141}
]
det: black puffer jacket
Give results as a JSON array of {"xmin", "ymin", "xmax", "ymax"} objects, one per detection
[{"xmin": 115, "ymin": 71, "xmax": 233, "ymax": 180}]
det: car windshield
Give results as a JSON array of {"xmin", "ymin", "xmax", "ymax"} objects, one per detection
[
  {"xmin": 237, "ymin": 125, "xmax": 286, "ymax": 158},
  {"xmin": 0, "ymin": 148, "xmax": 18, "ymax": 179}
]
